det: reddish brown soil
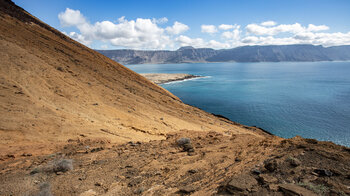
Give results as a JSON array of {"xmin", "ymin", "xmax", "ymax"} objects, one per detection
[
  {"xmin": 0, "ymin": 1, "xmax": 349, "ymax": 195},
  {"xmin": 0, "ymin": 131, "xmax": 349, "ymax": 195}
]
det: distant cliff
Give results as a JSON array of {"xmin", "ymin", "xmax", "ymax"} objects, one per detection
[{"xmin": 97, "ymin": 45, "xmax": 350, "ymax": 64}]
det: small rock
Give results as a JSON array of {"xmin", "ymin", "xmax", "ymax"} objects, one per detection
[
  {"xmin": 177, "ymin": 138, "xmax": 191, "ymax": 146},
  {"xmin": 90, "ymin": 147, "xmax": 104, "ymax": 153},
  {"xmin": 235, "ymin": 157, "xmax": 241, "ymax": 162},
  {"xmin": 264, "ymin": 159, "xmax": 277, "ymax": 172},
  {"xmin": 128, "ymin": 176, "xmax": 143, "ymax": 187},
  {"xmin": 56, "ymin": 67, "xmax": 64, "ymax": 72},
  {"xmin": 177, "ymin": 186, "xmax": 195, "ymax": 194},
  {"xmin": 94, "ymin": 182, "xmax": 102, "ymax": 187},
  {"xmin": 269, "ymin": 184, "xmax": 279, "ymax": 191},
  {"xmin": 288, "ymin": 157, "xmax": 301, "ymax": 167},
  {"xmin": 222, "ymin": 174, "xmax": 258, "ymax": 193},
  {"xmin": 251, "ymin": 169, "xmax": 261, "ymax": 175},
  {"xmin": 56, "ymin": 171, "xmax": 64, "ymax": 175},
  {"xmin": 259, "ymin": 174, "xmax": 278, "ymax": 184},
  {"xmin": 183, "ymin": 143, "xmax": 194, "ymax": 152},
  {"xmin": 278, "ymin": 184, "xmax": 317, "ymax": 196},
  {"xmin": 30, "ymin": 168, "xmax": 40, "ymax": 175},
  {"xmin": 188, "ymin": 169, "xmax": 197, "ymax": 174},
  {"xmin": 187, "ymin": 151, "xmax": 195, "ymax": 156},
  {"xmin": 7, "ymin": 154, "xmax": 15, "ymax": 158},
  {"xmin": 79, "ymin": 189, "xmax": 97, "ymax": 196},
  {"xmin": 134, "ymin": 187, "xmax": 145, "ymax": 194},
  {"xmin": 314, "ymin": 169, "xmax": 333, "ymax": 177}
]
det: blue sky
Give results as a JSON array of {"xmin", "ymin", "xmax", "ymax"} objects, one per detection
[{"xmin": 13, "ymin": 0, "xmax": 350, "ymax": 50}]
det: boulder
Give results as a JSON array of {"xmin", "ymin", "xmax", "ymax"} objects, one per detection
[{"xmin": 222, "ymin": 174, "xmax": 258, "ymax": 193}]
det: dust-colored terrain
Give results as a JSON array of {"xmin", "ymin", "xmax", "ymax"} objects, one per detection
[
  {"xmin": 140, "ymin": 73, "xmax": 201, "ymax": 84},
  {"xmin": 0, "ymin": 0, "xmax": 349, "ymax": 195}
]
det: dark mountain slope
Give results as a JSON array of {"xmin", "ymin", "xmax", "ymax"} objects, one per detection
[{"xmin": 98, "ymin": 45, "xmax": 350, "ymax": 64}]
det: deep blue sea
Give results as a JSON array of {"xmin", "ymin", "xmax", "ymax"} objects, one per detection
[{"xmin": 127, "ymin": 62, "xmax": 350, "ymax": 147}]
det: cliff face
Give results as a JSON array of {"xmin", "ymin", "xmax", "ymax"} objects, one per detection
[
  {"xmin": 0, "ymin": 0, "xmax": 256, "ymax": 155},
  {"xmin": 98, "ymin": 45, "xmax": 350, "ymax": 64},
  {"xmin": 98, "ymin": 47, "xmax": 218, "ymax": 64}
]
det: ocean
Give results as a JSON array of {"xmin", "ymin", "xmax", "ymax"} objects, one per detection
[{"xmin": 127, "ymin": 62, "xmax": 350, "ymax": 147}]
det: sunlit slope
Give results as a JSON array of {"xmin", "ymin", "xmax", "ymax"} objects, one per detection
[{"xmin": 0, "ymin": 0, "xmax": 261, "ymax": 155}]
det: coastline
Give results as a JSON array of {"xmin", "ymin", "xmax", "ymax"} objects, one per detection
[{"xmin": 140, "ymin": 73, "xmax": 203, "ymax": 84}]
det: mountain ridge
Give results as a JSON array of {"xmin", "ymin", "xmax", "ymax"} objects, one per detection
[
  {"xmin": 1, "ymin": 1, "xmax": 350, "ymax": 195},
  {"xmin": 97, "ymin": 44, "xmax": 350, "ymax": 64}
]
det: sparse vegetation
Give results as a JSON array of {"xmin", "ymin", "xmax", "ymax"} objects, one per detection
[
  {"xmin": 37, "ymin": 182, "xmax": 52, "ymax": 196},
  {"xmin": 297, "ymin": 182, "xmax": 329, "ymax": 195},
  {"xmin": 30, "ymin": 159, "xmax": 73, "ymax": 174},
  {"xmin": 51, "ymin": 159, "xmax": 73, "ymax": 173}
]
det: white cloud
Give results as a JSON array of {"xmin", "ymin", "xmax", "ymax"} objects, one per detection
[
  {"xmin": 246, "ymin": 23, "xmax": 306, "ymax": 35},
  {"xmin": 152, "ymin": 17, "xmax": 168, "ymax": 24},
  {"xmin": 218, "ymin": 24, "xmax": 237, "ymax": 30},
  {"xmin": 175, "ymin": 35, "xmax": 230, "ymax": 49},
  {"xmin": 260, "ymin": 21, "xmax": 277, "ymax": 26},
  {"xmin": 201, "ymin": 25, "xmax": 218, "ymax": 34},
  {"xmin": 221, "ymin": 25, "xmax": 241, "ymax": 40},
  {"xmin": 58, "ymin": 9, "xmax": 350, "ymax": 50},
  {"xmin": 58, "ymin": 8, "xmax": 86, "ymax": 27},
  {"xmin": 246, "ymin": 23, "xmax": 331, "ymax": 36},
  {"xmin": 307, "ymin": 24, "xmax": 329, "ymax": 32},
  {"xmin": 166, "ymin": 21, "xmax": 189, "ymax": 35},
  {"xmin": 58, "ymin": 9, "xmax": 177, "ymax": 49},
  {"xmin": 68, "ymin": 32, "xmax": 91, "ymax": 45}
]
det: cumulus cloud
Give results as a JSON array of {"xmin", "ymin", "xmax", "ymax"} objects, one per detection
[
  {"xmin": 240, "ymin": 22, "xmax": 349, "ymax": 47},
  {"xmin": 221, "ymin": 25, "xmax": 241, "ymax": 40},
  {"xmin": 260, "ymin": 21, "xmax": 276, "ymax": 26},
  {"xmin": 246, "ymin": 23, "xmax": 306, "ymax": 35},
  {"xmin": 152, "ymin": 17, "xmax": 168, "ymax": 24},
  {"xmin": 58, "ymin": 8, "xmax": 86, "ymax": 27},
  {"xmin": 166, "ymin": 21, "xmax": 189, "ymax": 35},
  {"xmin": 58, "ymin": 9, "xmax": 350, "ymax": 49},
  {"xmin": 307, "ymin": 24, "xmax": 329, "ymax": 32},
  {"xmin": 246, "ymin": 23, "xmax": 331, "ymax": 36},
  {"xmin": 218, "ymin": 24, "xmax": 238, "ymax": 30},
  {"xmin": 175, "ymin": 35, "xmax": 230, "ymax": 49},
  {"xmin": 201, "ymin": 25, "xmax": 218, "ymax": 34},
  {"xmin": 58, "ymin": 9, "xmax": 178, "ymax": 49},
  {"xmin": 68, "ymin": 32, "xmax": 91, "ymax": 45}
]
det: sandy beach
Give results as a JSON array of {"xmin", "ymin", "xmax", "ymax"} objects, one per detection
[{"xmin": 140, "ymin": 73, "xmax": 201, "ymax": 84}]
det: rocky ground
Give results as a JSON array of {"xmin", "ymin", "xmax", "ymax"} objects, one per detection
[
  {"xmin": 140, "ymin": 73, "xmax": 201, "ymax": 84},
  {"xmin": 1, "ymin": 130, "xmax": 349, "ymax": 195},
  {"xmin": 1, "ymin": 1, "xmax": 350, "ymax": 195}
]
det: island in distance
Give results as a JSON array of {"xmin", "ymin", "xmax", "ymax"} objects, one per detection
[
  {"xmin": 140, "ymin": 73, "xmax": 201, "ymax": 84},
  {"xmin": 97, "ymin": 44, "xmax": 350, "ymax": 64}
]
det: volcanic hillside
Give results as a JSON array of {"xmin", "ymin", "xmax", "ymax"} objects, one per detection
[
  {"xmin": 0, "ymin": 0, "xmax": 260, "ymax": 157},
  {"xmin": 0, "ymin": 1, "xmax": 349, "ymax": 196}
]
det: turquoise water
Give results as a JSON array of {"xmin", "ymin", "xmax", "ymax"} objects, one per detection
[{"xmin": 127, "ymin": 62, "xmax": 350, "ymax": 147}]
